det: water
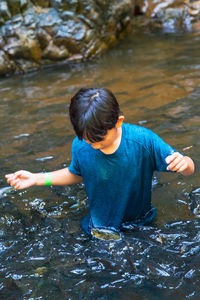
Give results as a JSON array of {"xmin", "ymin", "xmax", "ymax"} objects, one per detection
[{"xmin": 0, "ymin": 27, "xmax": 200, "ymax": 299}]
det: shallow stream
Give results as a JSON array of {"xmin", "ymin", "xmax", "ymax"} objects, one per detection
[{"xmin": 0, "ymin": 27, "xmax": 200, "ymax": 299}]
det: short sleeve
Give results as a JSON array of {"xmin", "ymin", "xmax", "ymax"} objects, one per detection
[
  {"xmin": 68, "ymin": 138, "xmax": 82, "ymax": 176},
  {"xmin": 149, "ymin": 131, "xmax": 177, "ymax": 172}
]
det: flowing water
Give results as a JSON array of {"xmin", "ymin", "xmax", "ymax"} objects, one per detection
[{"xmin": 0, "ymin": 27, "xmax": 200, "ymax": 299}]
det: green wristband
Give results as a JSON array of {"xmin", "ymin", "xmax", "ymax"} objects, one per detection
[{"xmin": 44, "ymin": 173, "xmax": 52, "ymax": 186}]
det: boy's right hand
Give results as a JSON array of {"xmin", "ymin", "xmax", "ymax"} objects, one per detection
[{"xmin": 5, "ymin": 170, "xmax": 37, "ymax": 190}]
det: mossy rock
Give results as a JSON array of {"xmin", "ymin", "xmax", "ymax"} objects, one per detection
[{"xmin": 7, "ymin": 0, "xmax": 21, "ymax": 15}]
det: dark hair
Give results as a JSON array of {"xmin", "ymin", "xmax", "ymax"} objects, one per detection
[{"xmin": 69, "ymin": 87, "xmax": 121, "ymax": 142}]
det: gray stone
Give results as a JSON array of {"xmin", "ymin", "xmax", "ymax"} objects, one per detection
[
  {"xmin": 1, "ymin": 23, "xmax": 19, "ymax": 38},
  {"xmin": 37, "ymin": 8, "xmax": 62, "ymax": 27},
  {"xmin": 4, "ymin": 27, "xmax": 42, "ymax": 62},
  {"xmin": 23, "ymin": 8, "xmax": 38, "ymax": 27}
]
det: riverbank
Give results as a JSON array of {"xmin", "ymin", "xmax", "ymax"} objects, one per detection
[{"xmin": 1, "ymin": 0, "xmax": 200, "ymax": 76}]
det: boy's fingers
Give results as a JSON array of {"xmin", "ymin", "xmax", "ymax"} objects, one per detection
[
  {"xmin": 5, "ymin": 173, "xmax": 15, "ymax": 179},
  {"xmin": 168, "ymin": 160, "xmax": 185, "ymax": 172},
  {"xmin": 14, "ymin": 183, "xmax": 23, "ymax": 190},
  {"xmin": 6, "ymin": 173, "xmax": 18, "ymax": 180},
  {"xmin": 14, "ymin": 170, "xmax": 26, "ymax": 178},
  {"xmin": 5, "ymin": 173, "xmax": 12, "ymax": 178},
  {"xmin": 165, "ymin": 152, "xmax": 179, "ymax": 164},
  {"xmin": 166, "ymin": 152, "xmax": 183, "ymax": 166},
  {"xmin": 167, "ymin": 156, "xmax": 182, "ymax": 168},
  {"xmin": 8, "ymin": 179, "xmax": 20, "ymax": 188},
  {"xmin": 5, "ymin": 174, "xmax": 16, "ymax": 184},
  {"xmin": 168, "ymin": 157, "xmax": 187, "ymax": 172},
  {"xmin": 5, "ymin": 171, "xmax": 26, "ymax": 185},
  {"xmin": 6, "ymin": 170, "xmax": 25, "ymax": 178},
  {"xmin": 5, "ymin": 171, "xmax": 32, "ymax": 190},
  {"xmin": 15, "ymin": 181, "xmax": 30, "ymax": 190},
  {"xmin": 179, "ymin": 164, "xmax": 188, "ymax": 173}
]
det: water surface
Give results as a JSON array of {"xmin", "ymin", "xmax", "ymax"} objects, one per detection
[{"xmin": 0, "ymin": 28, "xmax": 200, "ymax": 299}]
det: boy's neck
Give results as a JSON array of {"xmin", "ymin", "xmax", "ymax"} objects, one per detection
[{"xmin": 100, "ymin": 127, "xmax": 122, "ymax": 155}]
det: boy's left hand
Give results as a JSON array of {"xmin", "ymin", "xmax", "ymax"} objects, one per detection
[{"xmin": 165, "ymin": 152, "xmax": 195, "ymax": 176}]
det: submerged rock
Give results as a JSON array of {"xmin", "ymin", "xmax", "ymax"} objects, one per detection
[
  {"xmin": 0, "ymin": 277, "xmax": 22, "ymax": 299},
  {"xmin": 190, "ymin": 187, "xmax": 200, "ymax": 218},
  {"xmin": 91, "ymin": 227, "xmax": 121, "ymax": 241},
  {"xmin": 34, "ymin": 266, "xmax": 48, "ymax": 276}
]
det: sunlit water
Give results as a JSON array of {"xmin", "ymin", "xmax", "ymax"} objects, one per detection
[{"xmin": 0, "ymin": 27, "xmax": 200, "ymax": 299}]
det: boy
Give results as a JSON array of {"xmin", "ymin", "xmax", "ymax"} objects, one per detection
[{"xmin": 6, "ymin": 88, "xmax": 195, "ymax": 236}]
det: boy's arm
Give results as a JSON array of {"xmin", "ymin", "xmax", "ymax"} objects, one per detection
[
  {"xmin": 5, "ymin": 168, "xmax": 82, "ymax": 190},
  {"xmin": 165, "ymin": 152, "xmax": 195, "ymax": 176}
]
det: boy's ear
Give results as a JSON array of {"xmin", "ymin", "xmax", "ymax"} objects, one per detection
[{"xmin": 116, "ymin": 116, "xmax": 124, "ymax": 128}]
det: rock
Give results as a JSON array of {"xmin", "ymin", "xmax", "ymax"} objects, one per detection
[
  {"xmin": 91, "ymin": 227, "xmax": 121, "ymax": 241},
  {"xmin": 54, "ymin": 20, "xmax": 87, "ymax": 54},
  {"xmin": 0, "ymin": 35, "xmax": 5, "ymax": 48},
  {"xmin": 0, "ymin": 1, "xmax": 11, "ymax": 21},
  {"xmin": 0, "ymin": 277, "xmax": 22, "ymax": 299},
  {"xmin": 15, "ymin": 58, "xmax": 40, "ymax": 72},
  {"xmin": 34, "ymin": 266, "xmax": 48, "ymax": 276},
  {"xmin": 50, "ymin": 0, "xmax": 69, "ymax": 10},
  {"xmin": 12, "ymin": 14, "xmax": 24, "ymax": 25},
  {"xmin": 190, "ymin": 187, "xmax": 200, "ymax": 218},
  {"xmin": 37, "ymin": 7, "xmax": 62, "ymax": 28},
  {"xmin": 135, "ymin": 0, "xmax": 200, "ymax": 31},
  {"xmin": 42, "ymin": 41, "xmax": 69, "ymax": 60},
  {"xmin": 1, "ymin": 0, "xmax": 200, "ymax": 77},
  {"xmin": 156, "ymin": 7, "xmax": 191, "ymax": 31},
  {"xmin": 36, "ymin": 28, "xmax": 52, "ymax": 49},
  {"xmin": 32, "ymin": 0, "xmax": 50, "ymax": 8},
  {"xmin": 0, "ymin": 0, "xmax": 135, "ymax": 76},
  {"xmin": 67, "ymin": 53, "xmax": 83, "ymax": 61},
  {"xmin": 7, "ymin": 0, "xmax": 21, "ymax": 16},
  {"xmin": 0, "ymin": 50, "xmax": 16, "ymax": 75},
  {"xmin": 5, "ymin": 27, "xmax": 42, "ymax": 61},
  {"xmin": 23, "ymin": 7, "xmax": 38, "ymax": 27},
  {"xmin": 20, "ymin": 0, "xmax": 29, "ymax": 11},
  {"xmin": 1, "ymin": 23, "xmax": 19, "ymax": 38}
]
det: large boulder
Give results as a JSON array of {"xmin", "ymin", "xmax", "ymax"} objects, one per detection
[
  {"xmin": 0, "ymin": 0, "xmax": 135, "ymax": 76},
  {"xmin": 1, "ymin": 0, "xmax": 200, "ymax": 76}
]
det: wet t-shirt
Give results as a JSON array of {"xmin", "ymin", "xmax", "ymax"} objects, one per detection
[{"xmin": 68, "ymin": 123, "xmax": 176, "ymax": 235}]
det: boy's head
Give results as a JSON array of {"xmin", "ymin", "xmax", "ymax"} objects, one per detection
[{"xmin": 69, "ymin": 88, "xmax": 122, "ymax": 142}]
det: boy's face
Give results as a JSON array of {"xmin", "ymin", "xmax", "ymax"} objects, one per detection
[
  {"xmin": 84, "ymin": 116, "xmax": 124, "ymax": 153},
  {"xmin": 84, "ymin": 127, "xmax": 118, "ymax": 151}
]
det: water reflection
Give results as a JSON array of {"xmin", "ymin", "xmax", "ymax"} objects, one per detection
[{"xmin": 0, "ymin": 28, "xmax": 200, "ymax": 299}]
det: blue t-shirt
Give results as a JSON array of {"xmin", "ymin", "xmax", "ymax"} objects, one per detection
[{"xmin": 68, "ymin": 123, "xmax": 176, "ymax": 235}]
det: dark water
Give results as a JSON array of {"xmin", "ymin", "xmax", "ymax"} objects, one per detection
[{"xmin": 0, "ymin": 28, "xmax": 200, "ymax": 299}]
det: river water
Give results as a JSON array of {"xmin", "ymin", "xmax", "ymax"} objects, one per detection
[{"xmin": 0, "ymin": 27, "xmax": 200, "ymax": 299}]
